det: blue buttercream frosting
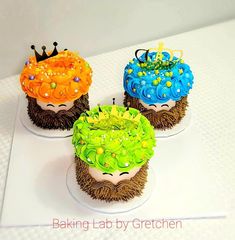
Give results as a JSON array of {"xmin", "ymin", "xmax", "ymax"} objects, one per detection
[{"xmin": 123, "ymin": 51, "xmax": 194, "ymax": 104}]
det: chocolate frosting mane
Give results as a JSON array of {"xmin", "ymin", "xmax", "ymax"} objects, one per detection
[
  {"xmin": 75, "ymin": 156, "xmax": 148, "ymax": 202},
  {"xmin": 27, "ymin": 94, "xmax": 89, "ymax": 130},
  {"xmin": 124, "ymin": 92, "xmax": 188, "ymax": 130}
]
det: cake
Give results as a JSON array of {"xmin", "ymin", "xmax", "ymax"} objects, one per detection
[
  {"xmin": 72, "ymin": 99, "xmax": 156, "ymax": 202},
  {"xmin": 123, "ymin": 43, "xmax": 194, "ymax": 130},
  {"xmin": 20, "ymin": 42, "xmax": 92, "ymax": 130}
]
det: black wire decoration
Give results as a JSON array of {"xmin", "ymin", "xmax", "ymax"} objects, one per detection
[
  {"xmin": 31, "ymin": 42, "xmax": 59, "ymax": 62},
  {"xmin": 135, "ymin": 49, "xmax": 149, "ymax": 63}
]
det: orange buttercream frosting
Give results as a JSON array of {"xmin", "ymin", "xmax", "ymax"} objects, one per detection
[{"xmin": 20, "ymin": 50, "xmax": 92, "ymax": 104}]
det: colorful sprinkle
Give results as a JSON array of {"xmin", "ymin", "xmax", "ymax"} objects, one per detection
[
  {"xmin": 141, "ymin": 80, "xmax": 146, "ymax": 85},
  {"xmin": 152, "ymin": 79, "xmax": 159, "ymax": 86},
  {"xmin": 165, "ymin": 72, "xmax": 170, "ymax": 77},
  {"xmin": 73, "ymin": 76, "xmax": 80, "ymax": 82},
  {"xmin": 127, "ymin": 69, "xmax": 133, "ymax": 74},
  {"xmin": 50, "ymin": 82, "xmax": 57, "ymax": 89},
  {"xmin": 96, "ymin": 147, "xmax": 104, "ymax": 154},
  {"xmin": 166, "ymin": 81, "xmax": 172, "ymax": 87},
  {"xmin": 137, "ymin": 72, "xmax": 143, "ymax": 77},
  {"xmin": 29, "ymin": 75, "xmax": 35, "ymax": 80},
  {"xmin": 179, "ymin": 69, "xmax": 183, "ymax": 74},
  {"xmin": 142, "ymin": 141, "xmax": 148, "ymax": 148}
]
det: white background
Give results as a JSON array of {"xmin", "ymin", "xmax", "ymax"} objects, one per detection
[{"xmin": 0, "ymin": 0, "xmax": 235, "ymax": 79}]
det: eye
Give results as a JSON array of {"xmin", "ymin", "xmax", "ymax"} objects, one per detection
[
  {"xmin": 102, "ymin": 172, "xmax": 113, "ymax": 176},
  {"xmin": 47, "ymin": 104, "xmax": 55, "ymax": 107},
  {"xmin": 161, "ymin": 104, "xmax": 169, "ymax": 107},
  {"xmin": 119, "ymin": 172, "xmax": 129, "ymax": 176},
  {"xmin": 149, "ymin": 104, "xmax": 157, "ymax": 107},
  {"xmin": 58, "ymin": 104, "xmax": 67, "ymax": 107}
]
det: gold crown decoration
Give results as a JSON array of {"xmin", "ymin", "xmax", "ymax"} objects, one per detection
[
  {"xmin": 84, "ymin": 98, "xmax": 141, "ymax": 124},
  {"xmin": 134, "ymin": 42, "xmax": 183, "ymax": 70}
]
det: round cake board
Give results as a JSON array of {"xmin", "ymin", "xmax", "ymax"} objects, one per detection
[
  {"xmin": 66, "ymin": 163, "xmax": 155, "ymax": 214},
  {"xmin": 155, "ymin": 109, "xmax": 192, "ymax": 138},
  {"xmin": 19, "ymin": 95, "xmax": 73, "ymax": 138}
]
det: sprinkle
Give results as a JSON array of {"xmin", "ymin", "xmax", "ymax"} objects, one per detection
[
  {"xmin": 152, "ymin": 80, "xmax": 159, "ymax": 86},
  {"xmin": 157, "ymin": 77, "xmax": 161, "ymax": 82},
  {"xmin": 22, "ymin": 81, "xmax": 25, "ymax": 86},
  {"xmin": 166, "ymin": 81, "xmax": 172, "ymax": 87},
  {"xmin": 74, "ymin": 89, "xmax": 79, "ymax": 93},
  {"xmin": 29, "ymin": 75, "xmax": 35, "ymax": 80},
  {"xmin": 87, "ymin": 158, "xmax": 91, "ymax": 162},
  {"xmin": 179, "ymin": 69, "xmax": 183, "ymax": 74},
  {"xmin": 50, "ymin": 82, "xmax": 57, "ymax": 89},
  {"xmin": 25, "ymin": 60, "xmax": 30, "ymax": 65},
  {"xmin": 147, "ymin": 94, "xmax": 151, "ymax": 98},
  {"xmin": 133, "ymin": 88, "xmax": 136, "ymax": 92},
  {"xmin": 163, "ymin": 93, "xmax": 166, "ymax": 97},
  {"xmin": 129, "ymin": 60, "xmax": 134, "ymax": 64},
  {"xmin": 187, "ymin": 82, "xmax": 191, "ymax": 86},
  {"xmin": 142, "ymin": 141, "xmax": 148, "ymax": 148},
  {"xmin": 125, "ymin": 163, "xmax": 129, "ymax": 167},
  {"xmin": 127, "ymin": 69, "xmax": 133, "ymax": 74},
  {"xmin": 180, "ymin": 59, "xmax": 184, "ymax": 63},
  {"xmin": 96, "ymin": 147, "xmax": 104, "ymax": 154},
  {"xmin": 74, "ymin": 76, "xmax": 80, "ymax": 82},
  {"xmin": 165, "ymin": 72, "xmax": 170, "ymax": 77},
  {"xmin": 169, "ymin": 71, "xmax": 173, "ymax": 77},
  {"xmin": 111, "ymin": 153, "xmax": 116, "ymax": 158},
  {"xmin": 155, "ymin": 70, "xmax": 159, "ymax": 74},
  {"xmin": 177, "ymin": 89, "xmax": 181, "ymax": 93},
  {"xmin": 141, "ymin": 80, "xmax": 146, "ymax": 85},
  {"xmin": 137, "ymin": 72, "xmax": 143, "ymax": 77},
  {"xmin": 44, "ymin": 93, "xmax": 49, "ymax": 97}
]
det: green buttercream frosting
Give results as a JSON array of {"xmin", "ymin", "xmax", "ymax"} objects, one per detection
[{"xmin": 72, "ymin": 105, "xmax": 156, "ymax": 173}]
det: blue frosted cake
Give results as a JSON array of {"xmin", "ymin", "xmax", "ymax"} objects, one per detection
[{"xmin": 123, "ymin": 43, "xmax": 194, "ymax": 130}]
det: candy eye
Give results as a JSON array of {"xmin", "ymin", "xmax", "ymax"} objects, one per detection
[
  {"xmin": 58, "ymin": 104, "xmax": 67, "ymax": 107},
  {"xmin": 103, "ymin": 172, "xmax": 113, "ymax": 176},
  {"xmin": 119, "ymin": 172, "xmax": 129, "ymax": 176},
  {"xmin": 161, "ymin": 104, "xmax": 169, "ymax": 107},
  {"xmin": 149, "ymin": 104, "xmax": 157, "ymax": 107},
  {"xmin": 47, "ymin": 104, "xmax": 55, "ymax": 107}
]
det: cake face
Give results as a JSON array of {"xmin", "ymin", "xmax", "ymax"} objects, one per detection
[
  {"xmin": 20, "ymin": 43, "xmax": 92, "ymax": 129},
  {"xmin": 123, "ymin": 43, "xmax": 194, "ymax": 130},
  {"xmin": 88, "ymin": 166, "xmax": 141, "ymax": 185},
  {"xmin": 139, "ymin": 99, "xmax": 176, "ymax": 112},
  {"xmin": 72, "ymin": 104, "xmax": 156, "ymax": 201},
  {"xmin": 36, "ymin": 99, "xmax": 74, "ymax": 113}
]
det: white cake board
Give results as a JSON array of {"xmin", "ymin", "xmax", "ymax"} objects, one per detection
[
  {"xmin": 0, "ymin": 102, "xmax": 227, "ymax": 227},
  {"xmin": 66, "ymin": 163, "xmax": 154, "ymax": 214},
  {"xmin": 19, "ymin": 95, "xmax": 73, "ymax": 138}
]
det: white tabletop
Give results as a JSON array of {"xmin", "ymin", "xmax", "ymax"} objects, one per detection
[{"xmin": 0, "ymin": 19, "xmax": 235, "ymax": 240}]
